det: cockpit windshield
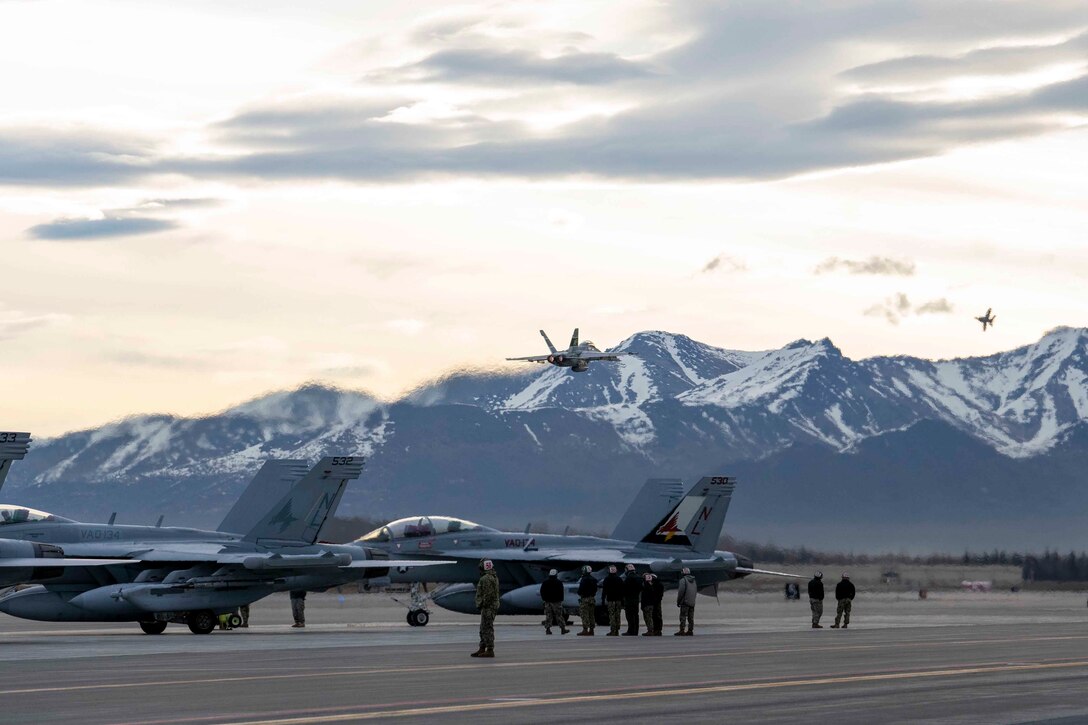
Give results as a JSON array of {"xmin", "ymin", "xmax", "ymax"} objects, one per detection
[
  {"xmin": 0, "ymin": 505, "xmax": 74, "ymax": 525},
  {"xmin": 359, "ymin": 516, "xmax": 495, "ymax": 542},
  {"xmin": 584, "ymin": 342, "xmax": 598, "ymax": 350}
]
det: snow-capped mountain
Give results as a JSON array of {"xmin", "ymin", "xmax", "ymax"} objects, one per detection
[{"xmin": 5, "ymin": 327, "xmax": 1088, "ymax": 549}]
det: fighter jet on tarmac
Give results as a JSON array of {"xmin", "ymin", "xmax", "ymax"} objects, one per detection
[
  {"xmin": 506, "ymin": 328, "xmax": 631, "ymax": 372},
  {"xmin": 976, "ymin": 308, "xmax": 996, "ymax": 331},
  {"xmin": 359, "ymin": 476, "xmax": 797, "ymax": 625},
  {"xmin": 0, "ymin": 433, "xmax": 448, "ymax": 634}
]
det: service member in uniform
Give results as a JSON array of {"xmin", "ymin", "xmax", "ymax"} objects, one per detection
[
  {"xmin": 289, "ymin": 590, "xmax": 306, "ymax": 628},
  {"xmin": 807, "ymin": 571, "xmax": 824, "ymax": 628},
  {"xmin": 641, "ymin": 573, "xmax": 664, "ymax": 636},
  {"xmin": 622, "ymin": 563, "xmax": 642, "ymax": 636},
  {"xmin": 472, "ymin": 559, "xmax": 500, "ymax": 657},
  {"xmin": 675, "ymin": 567, "xmax": 697, "ymax": 636},
  {"xmin": 831, "ymin": 572, "xmax": 855, "ymax": 629},
  {"xmin": 540, "ymin": 569, "xmax": 569, "ymax": 635},
  {"xmin": 602, "ymin": 565, "xmax": 625, "ymax": 636},
  {"xmin": 576, "ymin": 565, "xmax": 599, "ymax": 636}
]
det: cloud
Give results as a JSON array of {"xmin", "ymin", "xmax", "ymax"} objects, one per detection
[
  {"xmin": 865, "ymin": 293, "xmax": 955, "ymax": 324},
  {"xmin": 384, "ymin": 48, "xmax": 654, "ymax": 85},
  {"xmin": 816, "ymin": 256, "xmax": 916, "ymax": 276},
  {"xmin": 27, "ymin": 215, "xmax": 178, "ymax": 240},
  {"xmin": 5, "ymin": 2, "xmax": 1088, "ymax": 187},
  {"xmin": 25, "ymin": 197, "xmax": 219, "ymax": 241},
  {"xmin": 841, "ymin": 31, "xmax": 1088, "ymax": 87},
  {"xmin": 915, "ymin": 297, "xmax": 954, "ymax": 314},
  {"xmin": 0, "ymin": 310, "xmax": 70, "ymax": 340},
  {"xmin": 0, "ymin": 128, "xmax": 156, "ymax": 187},
  {"xmin": 701, "ymin": 254, "xmax": 747, "ymax": 274}
]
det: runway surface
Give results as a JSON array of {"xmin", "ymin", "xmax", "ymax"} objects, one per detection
[{"xmin": 3, "ymin": 590, "xmax": 1088, "ymax": 724}]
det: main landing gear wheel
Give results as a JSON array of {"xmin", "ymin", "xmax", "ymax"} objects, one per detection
[
  {"xmin": 187, "ymin": 610, "xmax": 217, "ymax": 634},
  {"xmin": 407, "ymin": 610, "xmax": 430, "ymax": 626},
  {"xmin": 139, "ymin": 621, "xmax": 167, "ymax": 635}
]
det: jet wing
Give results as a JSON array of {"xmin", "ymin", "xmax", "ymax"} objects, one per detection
[
  {"xmin": 416, "ymin": 549, "xmax": 662, "ymax": 566},
  {"xmin": 0, "ymin": 558, "xmax": 134, "ymax": 567},
  {"xmin": 734, "ymin": 566, "xmax": 804, "ymax": 578},
  {"xmin": 125, "ymin": 547, "xmax": 452, "ymax": 570},
  {"xmin": 505, "ymin": 355, "xmax": 551, "ymax": 363},
  {"xmin": 578, "ymin": 352, "xmax": 632, "ymax": 361}
]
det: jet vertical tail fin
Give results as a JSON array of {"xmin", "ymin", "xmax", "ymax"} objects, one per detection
[
  {"xmin": 570, "ymin": 328, "xmax": 579, "ymax": 348},
  {"xmin": 540, "ymin": 330, "xmax": 558, "ymax": 354},
  {"xmin": 217, "ymin": 460, "xmax": 310, "ymax": 534},
  {"xmin": 243, "ymin": 456, "xmax": 364, "ymax": 544},
  {"xmin": 0, "ymin": 432, "xmax": 31, "ymax": 493},
  {"xmin": 611, "ymin": 478, "xmax": 685, "ymax": 541},
  {"xmin": 637, "ymin": 476, "xmax": 736, "ymax": 554}
]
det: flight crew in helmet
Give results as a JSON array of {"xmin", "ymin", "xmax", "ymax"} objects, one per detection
[
  {"xmin": 576, "ymin": 565, "xmax": 599, "ymax": 636},
  {"xmin": 641, "ymin": 573, "xmax": 664, "ymax": 636},
  {"xmin": 601, "ymin": 565, "xmax": 625, "ymax": 636},
  {"xmin": 540, "ymin": 569, "xmax": 569, "ymax": 635},
  {"xmin": 622, "ymin": 563, "xmax": 642, "ymax": 636},
  {"xmin": 472, "ymin": 559, "xmax": 500, "ymax": 657},
  {"xmin": 831, "ymin": 572, "xmax": 855, "ymax": 629},
  {"xmin": 808, "ymin": 571, "xmax": 825, "ymax": 628},
  {"xmin": 675, "ymin": 567, "xmax": 697, "ymax": 636}
]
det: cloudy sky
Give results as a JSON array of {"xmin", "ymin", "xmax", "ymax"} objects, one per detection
[{"xmin": 2, "ymin": 0, "xmax": 1087, "ymax": 435}]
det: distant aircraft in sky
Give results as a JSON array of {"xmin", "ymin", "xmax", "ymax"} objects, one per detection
[
  {"xmin": 506, "ymin": 328, "xmax": 631, "ymax": 372},
  {"xmin": 975, "ymin": 308, "xmax": 996, "ymax": 331}
]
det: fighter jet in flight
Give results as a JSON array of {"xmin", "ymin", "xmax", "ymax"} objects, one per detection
[
  {"xmin": 360, "ymin": 476, "xmax": 797, "ymax": 625},
  {"xmin": 975, "ymin": 308, "xmax": 996, "ymax": 331},
  {"xmin": 0, "ymin": 433, "xmax": 447, "ymax": 634},
  {"xmin": 506, "ymin": 328, "xmax": 631, "ymax": 372}
]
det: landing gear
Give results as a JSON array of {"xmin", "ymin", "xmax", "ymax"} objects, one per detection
[
  {"xmin": 407, "ymin": 609, "xmax": 430, "ymax": 626},
  {"xmin": 186, "ymin": 610, "xmax": 216, "ymax": 634},
  {"xmin": 226, "ymin": 613, "xmax": 243, "ymax": 629},
  {"xmin": 139, "ymin": 621, "xmax": 167, "ymax": 635}
]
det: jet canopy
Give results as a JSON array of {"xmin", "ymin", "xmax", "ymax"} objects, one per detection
[
  {"xmin": 360, "ymin": 516, "xmax": 495, "ymax": 543},
  {"xmin": 0, "ymin": 505, "xmax": 74, "ymax": 525}
]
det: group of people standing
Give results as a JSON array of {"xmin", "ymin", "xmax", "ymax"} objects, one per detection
[
  {"xmin": 471, "ymin": 559, "xmax": 703, "ymax": 658},
  {"xmin": 806, "ymin": 571, "xmax": 856, "ymax": 629},
  {"xmin": 564, "ymin": 564, "xmax": 674, "ymax": 637}
]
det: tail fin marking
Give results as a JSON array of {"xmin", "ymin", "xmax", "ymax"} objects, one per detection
[
  {"xmin": 540, "ymin": 330, "xmax": 558, "ymax": 354},
  {"xmin": 243, "ymin": 456, "xmax": 364, "ymax": 544},
  {"xmin": 217, "ymin": 460, "xmax": 310, "ymax": 534},
  {"xmin": 638, "ymin": 476, "xmax": 735, "ymax": 553}
]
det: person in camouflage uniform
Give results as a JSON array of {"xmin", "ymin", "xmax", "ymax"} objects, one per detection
[
  {"xmin": 472, "ymin": 559, "xmax": 500, "ymax": 657},
  {"xmin": 601, "ymin": 565, "xmax": 625, "ymax": 636},
  {"xmin": 539, "ymin": 569, "xmax": 569, "ymax": 635},
  {"xmin": 576, "ymin": 565, "xmax": 599, "ymax": 636}
]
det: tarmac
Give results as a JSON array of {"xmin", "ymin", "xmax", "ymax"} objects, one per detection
[{"xmin": 3, "ymin": 589, "xmax": 1088, "ymax": 724}]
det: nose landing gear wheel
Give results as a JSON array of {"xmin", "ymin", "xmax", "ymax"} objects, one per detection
[
  {"xmin": 139, "ymin": 621, "xmax": 168, "ymax": 635},
  {"xmin": 414, "ymin": 610, "xmax": 429, "ymax": 626},
  {"xmin": 187, "ymin": 610, "xmax": 217, "ymax": 634}
]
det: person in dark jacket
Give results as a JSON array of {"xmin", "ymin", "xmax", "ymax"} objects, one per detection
[
  {"xmin": 289, "ymin": 590, "xmax": 306, "ymax": 628},
  {"xmin": 472, "ymin": 559, "xmax": 500, "ymax": 657},
  {"xmin": 622, "ymin": 564, "xmax": 641, "ymax": 636},
  {"xmin": 539, "ymin": 569, "xmax": 569, "ymax": 635},
  {"xmin": 831, "ymin": 572, "xmax": 855, "ymax": 629},
  {"xmin": 576, "ymin": 565, "xmax": 599, "ymax": 636},
  {"xmin": 641, "ymin": 573, "xmax": 664, "ymax": 635},
  {"xmin": 808, "ymin": 571, "xmax": 825, "ymax": 628},
  {"xmin": 601, "ymin": 565, "xmax": 625, "ymax": 636}
]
